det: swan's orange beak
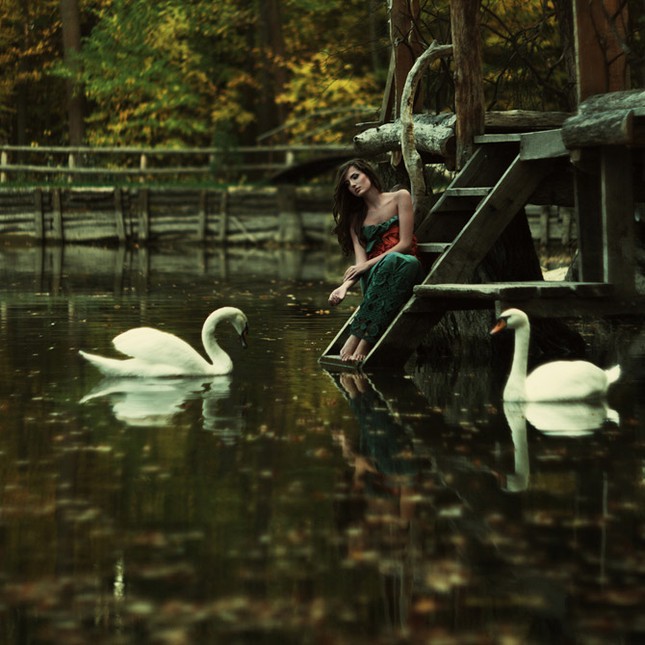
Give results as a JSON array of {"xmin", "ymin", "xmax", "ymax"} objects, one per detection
[
  {"xmin": 490, "ymin": 318, "xmax": 507, "ymax": 335},
  {"xmin": 240, "ymin": 325, "xmax": 249, "ymax": 349}
]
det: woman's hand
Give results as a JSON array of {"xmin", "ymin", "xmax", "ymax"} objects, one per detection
[
  {"xmin": 343, "ymin": 261, "xmax": 369, "ymax": 282},
  {"xmin": 328, "ymin": 284, "xmax": 348, "ymax": 306}
]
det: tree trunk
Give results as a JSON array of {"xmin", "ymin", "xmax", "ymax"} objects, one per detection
[
  {"xmin": 573, "ymin": 0, "xmax": 629, "ymax": 102},
  {"xmin": 552, "ymin": 0, "xmax": 577, "ymax": 110},
  {"xmin": 60, "ymin": 0, "xmax": 85, "ymax": 145},
  {"xmin": 450, "ymin": 0, "xmax": 485, "ymax": 169},
  {"xmin": 256, "ymin": 0, "xmax": 288, "ymax": 139},
  {"xmin": 388, "ymin": 0, "xmax": 423, "ymax": 119}
]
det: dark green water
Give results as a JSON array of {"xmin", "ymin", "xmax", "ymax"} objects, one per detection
[{"xmin": 1, "ymin": 244, "xmax": 644, "ymax": 644}]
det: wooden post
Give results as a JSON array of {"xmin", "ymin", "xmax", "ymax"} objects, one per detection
[
  {"xmin": 139, "ymin": 153, "xmax": 147, "ymax": 183},
  {"xmin": 52, "ymin": 189, "xmax": 63, "ymax": 242},
  {"xmin": 138, "ymin": 188, "xmax": 150, "ymax": 242},
  {"xmin": 68, "ymin": 152, "xmax": 76, "ymax": 183},
  {"xmin": 539, "ymin": 205, "xmax": 550, "ymax": 246},
  {"xmin": 276, "ymin": 184, "xmax": 303, "ymax": 244},
  {"xmin": 34, "ymin": 188, "xmax": 44, "ymax": 241},
  {"xmin": 114, "ymin": 187, "xmax": 126, "ymax": 243},
  {"xmin": 1, "ymin": 150, "xmax": 8, "ymax": 183},
  {"xmin": 218, "ymin": 190, "xmax": 229, "ymax": 243},
  {"xmin": 560, "ymin": 207, "xmax": 573, "ymax": 245},
  {"xmin": 573, "ymin": 155, "xmax": 604, "ymax": 281},
  {"xmin": 573, "ymin": 0, "xmax": 629, "ymax": 103},
  {"xmin": 197, "ymin": 189, "xmax": 208, "ymax": 241},
  {"xmin": 450, "ymin": 0, "xmax": 485, "ymax": 169},
  {"xmin": 601, "ymin": 145, "xmax": 635, "ymax": 293}
]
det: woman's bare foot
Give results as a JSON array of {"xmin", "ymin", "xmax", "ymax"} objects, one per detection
[
  {"xmin": 348, "ymin": 339, "xmax": 371, "ymax": 362},
  {"xmin": 339, "ymin": 335, "xmax": 360, "ymax": 361}
]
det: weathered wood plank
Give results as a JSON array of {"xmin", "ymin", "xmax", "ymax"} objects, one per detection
[
  {"xmin": 426, "ymin": 156, "xmax": 552, "ymax": 284},
  {"xmin": 601, "ymin": 146, "xmax": 635, "ymax": 294},
  {"xmin": 573, "ymin": 152, "xmax": 604, "ymax": 282},
  {"xmin": 412, "ymin": 281, "xmax": 613, "ymax": 300},
  {"xmin": 519, "ymin": 129, "xmax": 568, "ymax": 160}
]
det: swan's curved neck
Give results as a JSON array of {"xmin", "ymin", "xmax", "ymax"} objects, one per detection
[
  {"xmin": 202, "ymin": 310, "xmax": 233, "ymax": 371},
  {"xmin": 505, "ymin": 322, "xmax": 530, "ymax": 400}
]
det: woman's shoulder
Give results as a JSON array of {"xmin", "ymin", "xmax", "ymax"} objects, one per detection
[{"xmin": 386, "ymin": 187, "xmax": 412, "ymax": 202}]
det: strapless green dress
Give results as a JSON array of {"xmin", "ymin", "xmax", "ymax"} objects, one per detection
[{"xmin": 349, "ymin": 215, "xmax": 424, "ymax": 344}]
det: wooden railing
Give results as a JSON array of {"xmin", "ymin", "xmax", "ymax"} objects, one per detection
[{"xmin": 0, "ymin": 144, "xmax": 353, "ymax": 185}]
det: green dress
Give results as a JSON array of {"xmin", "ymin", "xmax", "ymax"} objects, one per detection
[{"xmin": 349, "ymin": 215, "xmax": 424, "ymax": 344}]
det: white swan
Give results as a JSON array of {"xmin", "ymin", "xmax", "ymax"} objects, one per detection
[
  {"xmin": 79, "ymin": 306, "xmax": 248, "ymax": 377},
  {"xmin": 490, "ymin": 308, "xmax": 620, "ymax": 402}
]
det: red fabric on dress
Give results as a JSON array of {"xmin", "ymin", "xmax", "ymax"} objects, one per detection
[{"xmin": 366, "ymin": 223, "xmax": 418, "ymax": 259}]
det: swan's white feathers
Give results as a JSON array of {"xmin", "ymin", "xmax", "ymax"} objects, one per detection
[
  {"xmin": 113, "ymin": 327, "xmax": 209, "ymax": 374},
  {"xmin": 526, "ymin": 360, "xmax": 614, "ymax": 401},
  {"xmin": 79, "ymin": 307, "xmax": 247, "ymax": 377},
  {"xmin": 492, "ymin": 308, "xmax": 620, "ymax": 402}
]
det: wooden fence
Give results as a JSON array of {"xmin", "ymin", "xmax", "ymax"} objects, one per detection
[
  {"xmin": 0, "ymin": 145, "xmax": 577, "ymax": 246},
  {"xmin": 0, "ymin": 144, "xmax": 352, "ymax": 185},
  {"xmin": 0, "ymin": 185, "xmax": 332, "ymax": 244}
]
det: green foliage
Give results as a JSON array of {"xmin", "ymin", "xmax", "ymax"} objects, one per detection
[{"xmin": 1, "ymin": 0, "xmax": 642, "ymax": 147}]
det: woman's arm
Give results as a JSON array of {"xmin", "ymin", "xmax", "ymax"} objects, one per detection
[
  {"xmin": 341, "ymin": 190, "xmax": 415, "ymax": 283},
  {"xmin": 329, "ymin": 227, "xmax": 366, "ymax": 306}
]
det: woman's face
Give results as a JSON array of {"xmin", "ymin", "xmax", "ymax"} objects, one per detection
[{"xmin": 344, "ymin": 166, "xmax": 371, "ymax": 197}]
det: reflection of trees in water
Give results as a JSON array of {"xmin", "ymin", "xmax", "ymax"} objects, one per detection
[{"xmin": 0, "ymin": 245, "xmax": 341, "ymax": 295}]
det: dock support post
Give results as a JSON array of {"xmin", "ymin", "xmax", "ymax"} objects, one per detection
[
  {"xmin": 601, "ymin": 145, "xmax": 635, "ymax": 294},
  {"xmin": 573, "ymin": 156, "xmax": 604, "ymax": 281}
]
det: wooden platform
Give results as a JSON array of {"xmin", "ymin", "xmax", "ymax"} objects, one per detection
[{"xmin": 320, "ymin": 123, "xmax": 642, "ymax": 372}]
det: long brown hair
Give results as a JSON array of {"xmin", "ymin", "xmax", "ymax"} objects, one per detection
[{"xmin": 331, "ymin": 159, "xmax": 383, "ymax": 256}]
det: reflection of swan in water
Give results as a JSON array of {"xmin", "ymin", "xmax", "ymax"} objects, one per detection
[
  {"xmin": 525, "ymin": 400, "xmax": 619, "ymax": 436},
  {"xmin": 79, "ymin": 307, "xmax": 248, "ymax": 377},
  {"xmin": 502, "ymin": 403, "xmax": 530, "ymax": 493},
  {"xmin": 491, "ymin": 308, "xmax": 620, "ymax": 401},
  {"xmin": 501, "ymin": 400, "xmax": 620, "ymax": 491},
  {"xmin": 80, "ymin": 376, "xmax": 243, "ymax": 440}
]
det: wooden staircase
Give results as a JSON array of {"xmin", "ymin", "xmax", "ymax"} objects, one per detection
[{"xmin": 319, "ymin": 133, "xmax": 631, "ymax": 371}]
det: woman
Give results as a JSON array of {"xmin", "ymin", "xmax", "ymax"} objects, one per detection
[{"xmin": 328, "ymin": 159, "xmax": 424, "ymax": 362}]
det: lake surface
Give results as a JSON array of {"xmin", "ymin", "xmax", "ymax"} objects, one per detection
[{"xmin": 1, "ymin": 244, "xmax": 644, "ymax": 644}]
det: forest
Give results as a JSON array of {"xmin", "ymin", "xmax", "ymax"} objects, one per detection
[{"xmin": 1, "ymin": 0, "xmax": 643, "ymax": 149}]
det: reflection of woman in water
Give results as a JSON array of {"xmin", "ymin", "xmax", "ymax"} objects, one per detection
[
  {"xmin": 328, "ymin": 159, "xmax": 424, "ymax": 362},
  {"xmin": 333, "ymin": 372, "xmax": 423, "ymax": 632},
  {"xmin": 335, "ymin": 373, "xmax": 420, "ymax": 499}
]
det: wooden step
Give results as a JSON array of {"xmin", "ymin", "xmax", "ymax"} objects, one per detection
[
  {"xmin": 431, "ymin": 187, "xmax": 492, "ymax": 214},
  {"xmin": 411, "ymin": 281, "xmax": 614, "ymax": 304},
  {"xmin": 417, "ymin": 242, "xmax": 451, "ymax": 254},
  {"xmin": 445, "ymin": 187, "xmax": 492, "ymax": 197}
]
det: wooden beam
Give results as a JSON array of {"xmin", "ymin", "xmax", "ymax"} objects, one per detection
[
  {"xmin": 573, "ymin": 155, "xmax": 604, "ymax": 282},
  {"xmin": 601, "ymin": 146, "xmax": 635, "ymax": 294},
  {"xmin": 519, "ymin": 129, "xmax": 568, "ymax": 160}
]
